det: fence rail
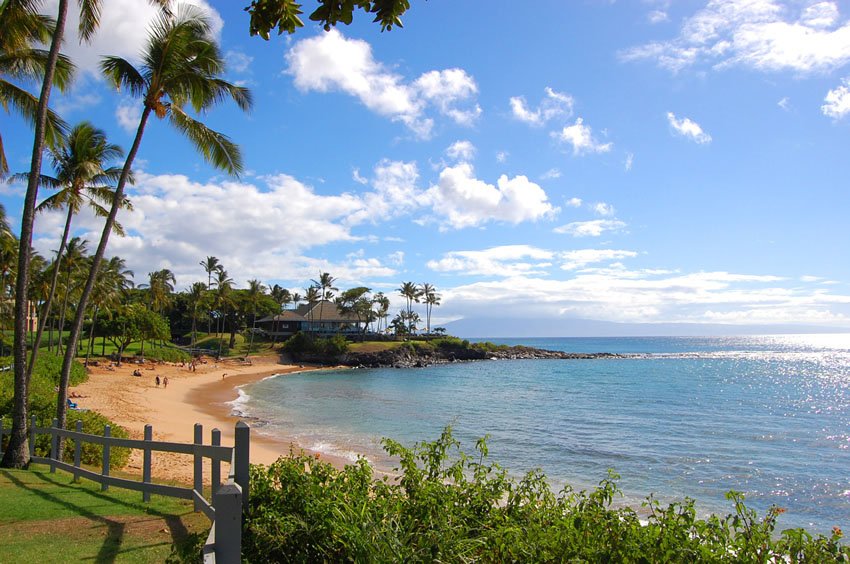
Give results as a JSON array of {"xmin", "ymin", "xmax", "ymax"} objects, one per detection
[{"xmin": 0, "ymin": 417, "xmax": 249, "ymax": 564}]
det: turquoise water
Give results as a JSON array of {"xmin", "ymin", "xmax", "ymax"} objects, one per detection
[{"xmin": 236, "ymin": 334, "xmax": 850, "ymax": 534}]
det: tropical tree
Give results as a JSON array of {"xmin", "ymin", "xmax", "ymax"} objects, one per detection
[
  {"xmin": 336, "ymin": 286, "xmax": 371, "ymax": 339},
  {"xmin": 213, "ymin": 269, "xmax": 234, "ymax": 357},
  {"xmin": 311, "ymin": 272, "xmax": 337, "ymax": 334},
  {"xmin": 200, "ymin": 256, "xmax": 222, "ymax": 334},
  {"xmin": 15, "ymin": 121, "xmax": 128, "ymax": 376},
  {"xmin": 269, "ymin": 283, "xmax": 291, "ymax": 342},
  {"xmin": 245, "ymin": 0, "xmax": 413, "ymax": 39},
  {"xmin": 54, "ymin": 5, "xmax": 252, "ymax": 447},
  {"xmin": 245, "ymin": 279, "xmax": 266, "ymax": 355},
  {"xmin": 139, "ymin": 268, "xmax": 175, "ymax": 351},
  {"xmin": 184, "ymin": 281, "xmax": 206, "ymax": 347},
  {"xmin": 397, "ymin": 281, "xmax": 421, "ymax": 334},
  {"xmin": 84, "ymin": 255, "xmax": 133, "ymax": 365},
  {"xmin": 372, "ymin": 291, "xmax": 390, "ymax": 333},
  {"xmin": 304, "ymin": 285, "xmax": 320, "ymax": 334},
  {"xmin": 420, "ymin": 283, "xmax": 440, "ymax": 334},
  {"xmin": 54, "ymin": 236, "xmax": 87, "ymax": 355}
]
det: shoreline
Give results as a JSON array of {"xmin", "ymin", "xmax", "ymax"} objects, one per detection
[{"xmin": 73, "ymin": 355, "xmax": 352, "ymax": 484}]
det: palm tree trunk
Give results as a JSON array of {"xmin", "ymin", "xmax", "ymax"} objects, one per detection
[
  {"xmin": 2, "ymin": 0, "xmax": 71, "ymax": 470},
  {"xmin": 27, "ymin": 205, "xmax": 74, "ymax": 378},
  {"xmin": 56, "ymin": 267, "xmax": 73, "ymax": 356},
  {"xmin": 56, "ymin": 106, "xmax": 153, "ymax": 453},
  {"xmin": 84, "ymin": 304, "xmax": 98, "ymax": 367}
]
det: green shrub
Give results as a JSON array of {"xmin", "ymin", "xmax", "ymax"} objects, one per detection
[
  {"xmin": 244, "ymin": 428, "xmax": 848, "ymax": 563},
  {"xmin": 0, "ymin": 356, "xmax": 130, "ymax": 469},
  {"xmin": 283, "ymin": 332, "xmax": 349, "ymax": 361}
]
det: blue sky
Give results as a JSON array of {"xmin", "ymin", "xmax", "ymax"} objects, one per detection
[{"xmin": 4, "ymin": 0, "xmax": 850, "ymax": 331}]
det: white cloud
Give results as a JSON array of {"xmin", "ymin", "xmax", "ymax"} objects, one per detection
[
  {"xmin": 427, "ymin": 245, "xmax": 554, "ymax": 277},
  {"xmin": 45, "ymin": 0, "xmax": 223, "ymax": 76},
  {"xmin": 778, "ymin": 96, "xmax": 791, "ymax": 111},
  {"xmin": 225, "ymin": 50, "xmax": 253, "ymax": 73},
  {"xmin": 648, "ymin": 10, "xmax": 669, "ymax": 24},
  {"xmin": 115, "ymin": 98, "xmax": 141, "ymax": 133},
  {"xmin": 509, "ymin": 87, "xmax": 574, "ymax": 126},
  {"xmin": 354, "ymin": 160, "xmax": 422, "ymax": 223},
  {"xmin": 423, "ymin": 164, "xmax": 559, "ymax": 229},
  {"xmin": 822, "ymin": 78, "xmax": 850, "ymax": 118},
  {"xmin": 387, "ymin": 251, "xmax": 405, "ymax": 266},
  {"xmin": 554, "ymin": 219, "xmax": 627, "ymax": 237},
  {"xmin": 446, "ymin": 140, "xmax": 476, "ymax": 161},
  {"xmin": 560, "ymin": 249, "xmax": 638, "ymax": 270},
  {"xmin": 593, "ymin": 202, "xmax": 616, "ymax": 216},
  {"xmin": 622, "ymin": 0, "xmax": 850, "ymax": 73},
  {"xmin": 440, "ymin": 269, "xmax": 850, "ymax": 326},
  {"xmin": 625, "ymin": 152, "xmax": 635, "ymax": 170},
  {"xmin": 54, "ymin": 91, "xmax": 101, "ymax": 115},
  {"xmin": 667, "ymin": 112, "xmax": 712, "ymax": 143},
  {"xmin": 352, "ymin": 168, "xmax": 368, "ymax": 185},
  {"xmin": 565, "ymin": 197, "xmax": 583, "ymax": 208},
  {"xmin": 286, "ymin": 30, "xmax": 480, "ymax": 137},
  {"xmin": 495, "ymin": 151, "xmax": 508, "ymax": 163},
  {"xmin": 540, "ymin": 168, "xmax": 561, "ymax": 180},
  {"xmin": 552, "ymin": 118, "xmax": 613, "ymax": 155}
]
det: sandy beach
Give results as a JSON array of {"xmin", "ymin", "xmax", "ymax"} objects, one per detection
[{"xmin": 73, "ymin": 354, "xmax": 346, "ymax": 484}]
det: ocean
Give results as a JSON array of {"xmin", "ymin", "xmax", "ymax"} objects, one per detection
[{"xmin": 233, "ymin": 334, "xmax": 850, "ymax": 534}]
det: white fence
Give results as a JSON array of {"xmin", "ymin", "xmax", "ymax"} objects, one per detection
[{"xmin": 0, "ymin": 417, "xmax": 250, "ymax": 564}]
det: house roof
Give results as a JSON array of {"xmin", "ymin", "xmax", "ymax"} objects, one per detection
[{"xmin": 259, "ymin": 301, "xmax": 361, "ymax": 324}]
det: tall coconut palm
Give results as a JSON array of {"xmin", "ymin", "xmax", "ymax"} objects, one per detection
[
  {"xmin": 14, "ymin": 121, "xmax": 128, "ymax": 377},
  {"xmin": 213, "ymin": 269, "xmax": 233, "ymax": 357},
  {"xmin": 54, "ymin": 236, "xmax": 87, "ymax": 355},
  {"xmin": 311, "ymin": 272, "xmax": 337, "ymax": 335},
  {"xmin": 200, "ymin": 256, "xmax": 221, "ymax": 334},
  {"xmin": 397, "ymin": 281, "xmax": 421, "ymax": 334},
  {"xmin": 0, "ymin": 0, "xmax": 71, "ymax": 177},
  {"xmin": 304, "ymin": 286, "xmax": 320, "ymax": 335},
  {"xmin": 372, "ymin": 291, "xmax": 390, "ymax": 333},
  {"xmin": 55, "ymin": 5, "xmax": 252, "ymax": 445},
  {"xmin": 84, "ymin": 255, "xmax": 132, "ymax": 365},
  {"xmin": 139, "ymin": 268, "xmax": 175, "ymax": 351},
  {"xmin": 184, "ymin": 281, "xmax": 206, "ymax": 348},
  {"xmin": 269, "ymin": 283, "xmax": 291, "ymax": 343},
  {"xmin": 420, "ymin": 283, "xmax": 440, "ymax": 334},
  {"xmin": 245, "ymin": 279, "xmax": 266, "ymax": 356}
]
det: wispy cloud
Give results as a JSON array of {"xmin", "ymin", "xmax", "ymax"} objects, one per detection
[
  {"xmin": 510, "ymin": 87, "xmax": 574, "ymax": 126},
  {"xmin": 554, "ymin": 219, "xmax": 627, "ymax": 237},
  {"xmin": 552, "ymin": 118, "xmax": 613, "ymax": 155},
  {"xmin": 667, "ymin": 112, "xmax": 712, "ymax": 144},
  {"xmin": 822, "ymin": 78, "xmax": 850, "ymax": 119}
]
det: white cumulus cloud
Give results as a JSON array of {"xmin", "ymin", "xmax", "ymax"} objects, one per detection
[
  {"xmin": 423, "ymin": 164, "xmax": 558, "ymax": 230},
  {"xmin": 667, "ymin": 112, "xmax": 712, "ymax": 144},
  {"xmin": 822, "ymin": 78, "xmax": 850, "ymax": 118},
  {"xmin": 560, "ymin": 249, "xmax": 638, "ymax": 270},
  {"xmin": 427, "ymin": 245, "xmax": 554, "ymax": 277},
  {"xmin": 621, "ymin": 0, "xmax": 850, "ymax": 73},
  {"xmin": 286, "ymin": 30, "xmax": 480, "ymax": 138},
  {"xmin": 510, "ymin": 87, "xmax": 574, "ymax": 126},
  {"xmin": 554, "ymin": 219, "xmax": 627, "ymax": 237},
  {"xmin": 446, "ymin": 140, "xmax": 476, "ymax": 161},
  {"xmin": 552, "ymin": 118, "xmax": 613, "ymax": 155}
]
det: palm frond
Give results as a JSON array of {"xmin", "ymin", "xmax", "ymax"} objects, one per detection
[
  {"xmin": 0, "ymin": 78, "xmax": 69, "ymax": 147},
  {"xmin": 0, "ymin": 49, "xmax": 74, "ymax": 91},
  {"xmin": 77, "ymin": 0, "xmax": 103, "ymax": 43},
  {"xmin": 0, "ymin": 132, "xmax": 6, "ymax": 177},
  {"xmin": 169, "ymin": 106, "xmax": 243, "ymax": 176},
  {"xmin": 100, "ymin": 56, "xmax": 147, "ymax": 98}
]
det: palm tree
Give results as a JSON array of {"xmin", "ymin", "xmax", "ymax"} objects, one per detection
[
  {"xmin": 311, "ymin": 272, "xmax": 337, "ymax": 335},
  {"xmin": 0, "ymin": 0, "xmax": 71, "ymax": 176},
  {"xmin": 269, "ymin": 284, "xmax": 291, "ymax": 343},
  {"xmin": 139, "ymin": 268, "xmax": 175, "ymax": 352},
  {"xmin": 372, "ymin": 292, "xmax": 390, "ymax": 333},
  {"xmin": 184, "ymin": 281, "xmax": 206, "ymax": 348},
  {"xmin": 245, "ymin": 279, "xmax": 266, "ymax": 356},
  {"xmin": 213, "ymin": 269, "xmax": 233, "ymax": 357},
  {"xmin": 420, "ymin": 283, "xmax": 440, "ymax": 334},
  {"xmin": 84, "ymin": 255, "xmax": 133, "ymax": 365},
  {"xmin": 200, "ymin": 256, "xmax": 221, "ymax": 334},
  {"xmin": 304, "ymin": 286, "xmax": 320, "ymax": 335},
  {"xmin": 55, "ymin": 5, "xmax": 252, "ymax": 444},
  {"xmin": 397, "ymin": 281, "xmax": 422, "ymax": 334},
  {"xmin": 15, "ymin": 121, "xmax": 128, "ymax": 377},
  {"xmin": 54, "ymin": 236, "xmax": 87, "ymax": 355}
]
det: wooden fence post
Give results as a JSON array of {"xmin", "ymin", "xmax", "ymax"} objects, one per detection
[
  {"xmin": 73, "ymin": 420, "xmax": 82, "ymax": 483},
  {"xmin": 194, "ymin": 423, "xmax": 203, "ymax": 511},
  {"xmin": 143, "ymin": 424, "xmax": 152, "ymax": 502},
  {"xmin": 234, "ymin": 421, "xmax": 250, "ymax": 516},
  {"xmin": 50, "ymin": 418, "xmax": 58, "ymax": 473},
  {"xmin": 211, "ymin": 428, "xmax": 221, "ymax": 498},
  {"xmin": 213, "ymin": 482, "xmax": 243, "ymax": 564},
  {"xmin": 102, "ymin": 425, "xmax": 111, "ymax": 491},
  {"xmin": 29, "ymin": 415, "xmax": 36, "ymax": 458}
]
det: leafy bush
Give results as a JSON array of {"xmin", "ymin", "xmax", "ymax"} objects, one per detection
[
  {"xmin": 143, "ymin": 346, "xmax": 191, "ymax": 363},
  {"xmin": 64, "ymin": 409, "xmax": 131, "ymax": 468},
  {"xmin": 244, "ymin": 428, "xmax": 848, "ymax": 563},
  {"xmin": 283, "ymin": 332, "xmax": 349, "ymax": 361}
]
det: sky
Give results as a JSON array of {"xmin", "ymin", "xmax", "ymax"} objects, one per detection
[{"xmin": 3, "ymin": 0, "xmax": 850, "ymax": 333}]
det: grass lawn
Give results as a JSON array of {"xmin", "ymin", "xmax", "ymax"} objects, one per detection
[
  {"xmin": 0, "ymin": 464, "xmax": 208, "ymax": 563},
  {"xmin": 347, "ymin": 341, "xmax": 407, "ymax": 353}
]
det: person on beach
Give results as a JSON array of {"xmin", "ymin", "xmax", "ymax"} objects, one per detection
[
  {"xmin": 155, "ymin": 375, "xmax": 160, "ymax": 387},
  {"xmin": 163, "ymin": 376, "xmax": 169, "ymax": 389}
]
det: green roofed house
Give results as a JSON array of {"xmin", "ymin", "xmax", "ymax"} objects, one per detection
[{"xmin": 256, "ymin": 300, "xmax": 364, "ymax": 338}]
